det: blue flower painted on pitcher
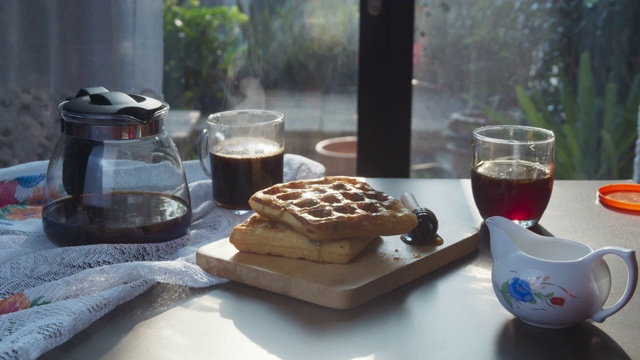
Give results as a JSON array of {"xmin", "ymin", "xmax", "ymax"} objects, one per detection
[
  {"xmin": 508, "ymin": 277, "xmax": 534, "ymax": 302},
  {"xmin": 497, "ymin": 273, "xmax": 579, "ymax": 310}
]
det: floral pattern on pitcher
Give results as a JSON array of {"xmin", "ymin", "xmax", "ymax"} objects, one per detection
[{"xmin": 497, "ymin": 271, "xmax": 579, "ymax": 309}]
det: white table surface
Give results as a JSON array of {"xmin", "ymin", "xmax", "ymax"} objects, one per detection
[{"xmin": 42, "ymin": 179, "xmax": 640, "ymax": 360}]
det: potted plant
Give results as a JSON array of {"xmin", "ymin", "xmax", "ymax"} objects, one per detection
[{"xmin": 163, "ymin": 0, "xmax": 248, "ymax": 114}]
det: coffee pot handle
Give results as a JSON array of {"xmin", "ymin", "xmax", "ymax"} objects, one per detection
[
  {"xmin": 590, "ymin": 247, "xmax": 638, "ymax": 323},
  {"xmin": 197, "ymin": 129, "xmax": 212, "ymax": 178}
]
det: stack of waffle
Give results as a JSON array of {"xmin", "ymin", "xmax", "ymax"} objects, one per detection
[{"xmin": 229, "ymin": 176, "xmax": 418, "ymax": 264}]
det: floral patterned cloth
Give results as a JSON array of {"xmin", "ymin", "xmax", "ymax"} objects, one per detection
[{"xmin": 0, "ymin": 156, "xmax": 324, "ymax": 359}]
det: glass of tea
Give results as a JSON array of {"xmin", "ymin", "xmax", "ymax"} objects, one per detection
[
  {"xmin": 198, "ymin": 110, "xmax": 285, "ymax": 211},
  {"xmin": 471, "ymin": 125, "xmax": 555, "ymax": 228}
]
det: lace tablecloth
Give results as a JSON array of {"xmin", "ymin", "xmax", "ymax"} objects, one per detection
[{"xmin": 0, "ymin": 155, "xmax": 324, "ymax": 359}]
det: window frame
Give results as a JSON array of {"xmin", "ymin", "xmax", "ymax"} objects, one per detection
[{"xmin": 357, "ymin": 0, "xmax": 414, "ymax": 178}]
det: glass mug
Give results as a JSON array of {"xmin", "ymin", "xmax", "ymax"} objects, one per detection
[
  {"xmin": 471, "ymin": 125, "xmax": 555, "ymax": 228},
  {"xmin": 198, "ymin": 110, "xmax": 285, "ymax": 210}
]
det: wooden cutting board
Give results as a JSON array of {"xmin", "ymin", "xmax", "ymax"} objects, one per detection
[
  {"xmin": 196, "ymin": 219, "xmax": 480, "ymax": 309},
  {"xmin": 196, "ymin": 220, "xmax": 479, "ymax": 309}
]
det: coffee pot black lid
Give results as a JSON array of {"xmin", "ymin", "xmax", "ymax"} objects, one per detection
[
  {"xmin": 59, "ymin": 87, "xmax": 169, "ymax": 140},
  {"xmin": 60, "ymin": 87, "xmax": 167, "ymax": 124}
]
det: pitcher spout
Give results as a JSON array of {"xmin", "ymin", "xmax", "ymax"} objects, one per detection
[{"xmin": 485, "ymin": 216, "xmax": 526, "ymax": 260}]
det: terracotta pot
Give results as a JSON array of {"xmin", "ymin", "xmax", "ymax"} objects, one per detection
[{"xmin": 315, "ymin": 136, "xmax": 357, "ymax": 176}]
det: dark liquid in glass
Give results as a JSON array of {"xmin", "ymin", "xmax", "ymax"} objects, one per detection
[
  {"xmin": 210, "ymin": 149, "xmax": 284, "ymax": 210},
  {"xmin": 471, "ymin": 160, "xmax": 553, "ymax": 222},
  {"xmin": 42, "ymin": 191, "xmax": 191, "ymax": 246}
]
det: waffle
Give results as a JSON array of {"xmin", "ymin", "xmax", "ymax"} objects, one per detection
[
  {"xmin": 230, "ymin": 213, "xmax": 376, "ymax": 264},
  {"xmin": 248, "ymin": 176, "xmax": 418, "ymax": 241}
]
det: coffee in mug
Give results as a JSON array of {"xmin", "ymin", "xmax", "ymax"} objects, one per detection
[{"xmin": 198, "ymin": 110, "xmax": 285, "ymax": 210}]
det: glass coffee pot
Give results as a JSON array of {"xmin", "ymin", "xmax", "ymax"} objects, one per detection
[{"xmin": 43, "ymin": 87, "xmax": 192, "ymax": 246}]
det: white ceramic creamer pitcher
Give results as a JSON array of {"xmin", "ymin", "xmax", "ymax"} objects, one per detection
[{"xmin": 486, "ymin": 216, "xmax": 638, "ymax": 328}]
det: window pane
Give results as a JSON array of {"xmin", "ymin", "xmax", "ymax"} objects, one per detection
[
  {"xmin": 0, "ymin": 1, "xmax": 164, "ymax": 168},
  {"xmin": 411, "ymin": 0, "xmax": 640, "ymax": 180},
  {"xmin": 163, "ymin": 0, "xmax": 359, "ymax": 174}
]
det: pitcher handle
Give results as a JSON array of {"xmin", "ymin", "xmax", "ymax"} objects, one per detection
[
  {"xmin": 197, "ymin": 129, "xmax": 212, "ymax": 178},
  {"xmin": 590, "ymin": 247, "xmax": 638, "ymax": 323}
]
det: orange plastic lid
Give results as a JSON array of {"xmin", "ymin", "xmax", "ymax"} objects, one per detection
[{"xmin": 598, "ymin": 183, "xmax": 640, "ymax": 211}]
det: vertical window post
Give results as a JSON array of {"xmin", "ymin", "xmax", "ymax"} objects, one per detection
[{"xmin": 357, "ymin": 0, "xmax": 414, "ymax": 177}]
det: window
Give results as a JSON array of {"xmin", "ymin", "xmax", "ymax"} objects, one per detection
[
  {"xmin": 409, "ymin": 0, "xmax": 640, "ymax": 180},
  {"xmin": 163, "ymin": 0, "xmax": 360, "ymax": 174},
  {"xmin": 2, "ymin": 0, "xmax": 639, "ymax": 181}
]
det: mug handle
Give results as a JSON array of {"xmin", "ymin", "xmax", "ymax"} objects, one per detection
[
  {"xmin": 197, "ymin": 129, "xmax": 212, "ymax": 178},
  {"xmin": 589, "ymin": 247, "xmax": 638, "ymax": 323}
]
